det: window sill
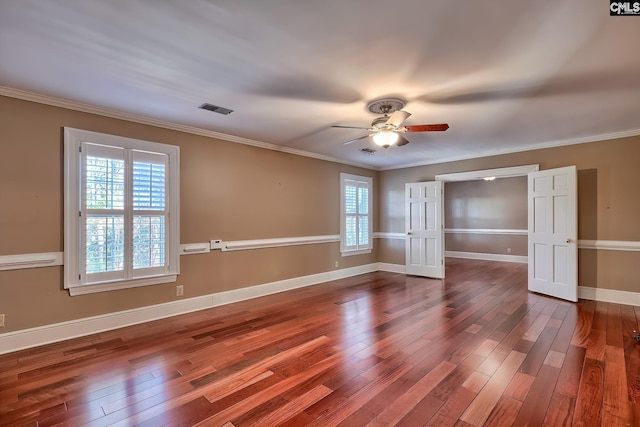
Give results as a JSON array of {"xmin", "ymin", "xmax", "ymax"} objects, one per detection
[
  {"xmin": 67, "ymin": 274, "xmax": 178, "ymax": 296},
  {"xmin": 340, "ymin": 249, "xmax": 372, "ymax": 257}
]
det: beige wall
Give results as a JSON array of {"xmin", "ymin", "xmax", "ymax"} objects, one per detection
[
  {"xmin": 0, "ymin": 96, "xmax": 378, "ymax": 332},
  {"xmin": 378, "ymin": 136, "xmax": 640, "ymax": 292},
  {"xmin": 445, "ymin": 178, "xmax": 527, "ymax": 255},
  {"xmin": 1, "ymin": 94, "xmax": 639, "ymax": 335}
]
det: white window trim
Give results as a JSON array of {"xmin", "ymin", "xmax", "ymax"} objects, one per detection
[
  {"xmin": 340, "ymin": 173, "xmax": 373, "ymax": 256},
  {"xmin": 64, "ymin": 127, "xmax": 180, "ymax": 295}
]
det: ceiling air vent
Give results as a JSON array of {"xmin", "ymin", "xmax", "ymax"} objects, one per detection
[
  {"xmin": 360, "ymin": 148, "xmax": 376, "ymax": 155},
  {"xmin": 199, "ymin": 103, "xmax": 234, "ymax": 115}
]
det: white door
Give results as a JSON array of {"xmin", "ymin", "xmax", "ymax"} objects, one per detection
[
  {"xmin": 405, "ymin": 181, "xmax": 444, "ymax": 278},
  {"xmin": 528, "ymin": 166, "xmax": 578, "ymax": 302}
]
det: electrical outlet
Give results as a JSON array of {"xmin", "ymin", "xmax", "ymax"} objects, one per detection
[
  {"xmin": 0, "ymin": 314, "xmax": 5, "ymax": 327},
  {"xmin": 176, "ymin": 285, "xmax": 184, "ymax": 296},
  {"xmin": 335, "ymin": 261, "xmax": 339, "ymax": 268},
  {"xmin": 507, "ymin": 247, "xmax": 512, "ymax": 254}
]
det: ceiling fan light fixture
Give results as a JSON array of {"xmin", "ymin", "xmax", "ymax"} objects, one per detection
[{"xmin": 373, "ymin": 130, "xmax": 399, "ymax": 147}]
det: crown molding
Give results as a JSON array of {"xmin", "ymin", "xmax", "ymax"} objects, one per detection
[
  {"xmin": 4, "ymin": 85, "xmax": 639, "ymax": 173},
  {"xmin": 379, "ymin": 128, "xmax": 640, "ymax": 171},
  {"xmin": 0, "ymin": 86, "xmax": 375, "ymax": 170}
]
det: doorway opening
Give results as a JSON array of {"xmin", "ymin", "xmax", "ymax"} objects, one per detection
[
  {"xmin": 427, "ymin": 164, "xmax": 578, "ymax": 302},
  {"xmin": 435, "ymin": 165, "xmax": 538, "ymax": 264}
]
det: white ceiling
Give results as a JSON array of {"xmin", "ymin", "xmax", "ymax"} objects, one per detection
[{"xmin": 1, "ymin": 0, "xmax": 639, "ymax": 169}]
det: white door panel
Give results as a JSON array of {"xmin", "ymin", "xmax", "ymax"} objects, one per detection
[
  {"xmin": 527, "ymin": 166, "xmax": 577, "ymax": 302},
  {"xmin": 405, "ymin": 181, "xmax": 444, "ymax": 278}
]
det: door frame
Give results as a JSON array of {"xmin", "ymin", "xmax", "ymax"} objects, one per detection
[
  {"xmin": 428, "ymin": 164, "xmax": 540, "ymax": 275},
  {"xmin": 435, "ymin": 165, "xmax": 540, "ymax": 183}
]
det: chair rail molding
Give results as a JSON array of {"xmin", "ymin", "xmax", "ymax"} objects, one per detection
[
  {"xmin": 373, "ymin": 232, "xmax": 406, "ymax": 239},
  {"xmin": 218, "ymin": 235, "xmax": 341, "ymax": 252},
  {"xmin": 179, "ymin": 243, "xmax": 211, "ymax": 255},
  {"xmin": 578, "ymin": 240, "xmax": 640, "ymax": 251},
  {"xmin": 1, "ymin": 239, "xmax": 638, "ymax": 272},
  {"xmin": 445, "ymin": 228, "xmax": 527, "ymax": 236},
  {"xmin": 0, "ymin": 252, "xmax": 63, "ymax": 271}
]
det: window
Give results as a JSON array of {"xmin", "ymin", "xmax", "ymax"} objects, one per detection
[
  {"xmin": 64, "ymin": 128, "xmax": 180, "ymax": 295},
  {"xmin": 340, "ymin": 173, "xmax": 372, "ymax": 255}
]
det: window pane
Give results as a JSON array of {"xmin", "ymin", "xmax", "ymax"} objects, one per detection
[
  {"xmin": 133, "ymin": 215, "xmax": 166, "ymax": 269},
  {"xmin": 358, "ymin": 186, "xmax": 368, "ymax": 214},
  {"xmin": 345, "ymin": 215, "xmax": 356, "ymax": 247},
  {"xmin": 86, "ymin": 156, "xmax": 125, "ymax": 209},
  {"xmin": 345, "ymin": 185, "xmax": 357, "ymax": 214},
  {"xmin": 358, "ymin": 216, "xmax": 369, "ymax": 246},
  {"xmin": 86, "ymin": 215, "xmax": 124, "ymax": 273},
  {"xmin": 133, "ymin": 161, "xmax": 166, "ymax": 210}
]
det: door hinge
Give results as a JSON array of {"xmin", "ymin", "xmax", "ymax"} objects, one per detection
[
  {"xmin": 79, "ymin": 146, "xmax": 82, "ymax": 153},
  {"xmin": 79, "ymin": 210, "xmax": 82, "ymax": 217}
]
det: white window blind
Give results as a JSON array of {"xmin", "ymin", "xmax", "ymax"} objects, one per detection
[
  {"xmin": 340, "ymin": 173, "xmax": 372, "ymax": 255},
  {"xmin": 65, "ymin": 128, "xmax": 179, "ymax": 295},
  {"xmin": 131, "ymin": 151, "xmax": 168, "ymax": 273}
]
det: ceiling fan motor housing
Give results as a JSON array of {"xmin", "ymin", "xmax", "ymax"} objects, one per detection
[
  {"xmin": 333, "ymin": 96, "xmax": 448, "ymax": 149},
  {"xmin": 366, "ymin": 98, "xmax": 406, "ymax": 115},
  {"xmin": 371, "ymin": 116, "xmax": 391, "ymax": 129}
]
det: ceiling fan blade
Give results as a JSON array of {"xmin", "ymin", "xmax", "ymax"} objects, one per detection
[
  {"xmin": 386, "ymin": 110, "xmax": 411, "ymax": 127},
  {"xmin": 343, "ymin": 134, "xmax": 370, "ymax": 145},
  {"xmin": 396, "ymin": 135, "xmax": 410, "ymax": 146},
  {"xmin": 331, "ymin": 125, "xmax": 372, "ymax": 130},
  {"xmin": 404, "ymin": 123, "xmax": 449, "ymax": 132}
]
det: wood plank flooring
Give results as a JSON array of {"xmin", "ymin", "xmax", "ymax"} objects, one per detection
[{"xmin": 1, "ymin": 258, "xmax": 639, "ymax": 426}]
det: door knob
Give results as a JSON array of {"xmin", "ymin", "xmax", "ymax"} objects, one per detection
[{"xmin": 566, "ymin": 238, "xmax": 572, "ymax": 244}]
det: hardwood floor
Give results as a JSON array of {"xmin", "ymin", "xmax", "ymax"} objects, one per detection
[{"xmin": 1, "ymin": 258, "xmax": 639, "ymax": 426}]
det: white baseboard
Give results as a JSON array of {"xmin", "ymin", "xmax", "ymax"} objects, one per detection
[
  {"xmin": 206, "ymin": 263, "xmax": 378, "ymax": 308},
  {"xmin": 0, "ymin": 294, "xmax": 216, "ymax": 355},
  {"xmin": 377, "ymin": 262, "xmax": 406, "ymax": 273},
  {"xmin": 445, "ymin": 251, "xmax": 528, "ymax": 263},
  {"xmin": 578, "ymin": 286, "xmax": 640, "ymax": 306},
  {"xmin": 0, "ymin": 263, "xmax": 377, "ymax": 355},
  {"xmin": 2, "ymin": 261, "xmax": 637, "ymax": 355},
  {"xmin": 378, "ymin": 263, "xmax": 640, "ymax": 306}
]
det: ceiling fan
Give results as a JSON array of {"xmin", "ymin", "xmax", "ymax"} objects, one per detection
[{"xmin": 332, "ymin": 98, "xmax": 449, "ymax": 148}]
